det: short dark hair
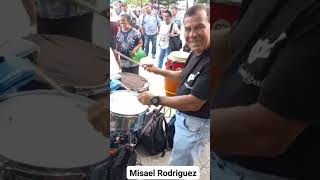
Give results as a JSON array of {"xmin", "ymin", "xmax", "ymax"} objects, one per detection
[
  {"xmin": 164, "ymin": 10, "xmax": 172, "ymax": 17},
  {"xmin": 184, "ymin": 4, "xmax": 210, "ymax": 22},
  {"xmin": 120, "ymin": 13, "xmax": 131, "ymax": 22}
]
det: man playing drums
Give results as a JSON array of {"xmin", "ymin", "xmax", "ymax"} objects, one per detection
[{"xmin": 138, "ymin": 5, "xmax": 210, "ymax": 166}]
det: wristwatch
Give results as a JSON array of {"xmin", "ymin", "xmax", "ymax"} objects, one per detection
[{"xmin": 151, "ymin": 96, "xmax": 160, "ymax": 107}]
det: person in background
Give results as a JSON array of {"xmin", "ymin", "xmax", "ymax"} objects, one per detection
[
  {"xmin": 120, "ymin": 2, "xmax": 137, "ymax": 28},
  {"xmin": 140, "ymin": 3, "xmax": 160, "ymax": 59},
  {"xmin": 172, "ymin": 6, "xmax": 182, "ymax": 30},
  {"xmin": 157, "ymin": 10, "xmax": 179, "ymax": 69},
  {"xmin": 21, "ymin": 0, "xmax": 95, "ymax": 42},
  {"xmin": 114, "ymin": 0, "xmax": 122, "ymax": 15},
  {"xmin": 116, "ymin": 14, "xmax": 143, "ymax": 74},
  {"xmin": 138, "ymin": 5, "xmax": 147, "ymax": 51},
  {"xmin": 138, "ymin": 5, "xmax": 210, "ymax": 166}
]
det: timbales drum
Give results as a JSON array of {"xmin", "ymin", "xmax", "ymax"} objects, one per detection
[
  {"xmin": 110, "ymin": 90, "xmax": 148, "ymax": 131},
  {"xmin": 164, "ymin": 51, "xmax": 190, "ymax": 96}
]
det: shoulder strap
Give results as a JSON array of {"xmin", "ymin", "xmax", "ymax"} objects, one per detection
[
  {"xmin": 138, "ymin": 112, "xmax": 155, "ymax": 139},
  {"xmin": 169, "ymin": 23, "xmax": 173, "ymax": 33}
]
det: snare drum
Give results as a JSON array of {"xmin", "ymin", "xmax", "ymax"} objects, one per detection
[
  {"xmin": 110, "ymin": 90, "xmax": 148, "ymax": 130},
  {"xmin": 0, "ymin": 90, "xmax": 109, "ymax": 180},
  {"xmin": 164, "ymin": 51, "xmax": 190, "ymax": 96},
  {"xmin": 119, "ymin": 72, "xmax": 149, "ymax": 92},
  {"xmin": 24, "ymin": 34, "xmax": 108, "ymax": 98}
]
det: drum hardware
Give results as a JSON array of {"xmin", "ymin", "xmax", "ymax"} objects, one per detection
[{"xmin": 110, "ymin": 129, "xmax": 138, "ymax": 149}]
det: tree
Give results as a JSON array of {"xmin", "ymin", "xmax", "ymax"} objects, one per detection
[
  {"xmin": 196, "ymin": 0, "xmax": 209, "ymax": 4},
  {"xmin": 149, "ymin": 0, "xmax": 177, "ymax": 8},
  {"xmin": 125, "ymin": 0, "xmax": 149, "ymax": 7}
]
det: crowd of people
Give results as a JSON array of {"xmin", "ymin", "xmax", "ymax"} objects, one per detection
[{"xmin": 110, "ymin": 1, "xmax": 185, "ymax": 74}]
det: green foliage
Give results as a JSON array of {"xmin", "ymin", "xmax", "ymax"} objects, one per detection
[
  {"xmin": 125, "ymin": 0, "xmax": 150, "ymax": 7},
  {"xmin": 196, "ymin": 0, "xmax": 209, "ymax": 4}
]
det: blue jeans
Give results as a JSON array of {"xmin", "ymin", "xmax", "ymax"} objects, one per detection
[
  {"xmin": 158, "ymin": 47, "xmax": 170, "ymax": 68},
  {"xmin": 168, "ymin": 112, "xmax": 210, "ymax": 166},
  {"xmin": 211, "ymin": 153, "xmax": 293, "ymax": 180},
  {"xmin": 144, "ymin": 34, "xmax": 157, "ymax": 56}
]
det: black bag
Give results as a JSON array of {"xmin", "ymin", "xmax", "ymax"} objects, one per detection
[
  {"xmin": 107, "ymin": 146, "xmax": 137, "ymax": 180},
  {"xmin": 167, "ymin": 114, "xmax": 176, "ymax": 149},
  {"xmin": 138, "ymin": 108, "xmax": 168, "ymax": 156},
  {"xmin": 169, "ymin": 23, "xmax": 182, "ymax": 52}
]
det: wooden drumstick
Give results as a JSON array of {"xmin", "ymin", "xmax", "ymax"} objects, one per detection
[
  {"xmin": 31, "ymin": 64, "xmax": 69, "ymax": 95},
  {"xmin": 113, "ymin": 50, "xmax": 146, "ymax": 67}
]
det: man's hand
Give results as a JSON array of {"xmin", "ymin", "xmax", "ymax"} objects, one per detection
[
  {"xmin": 140, "ymin": 28, "xmax": 144, "ymax": 36},
  {"xmin": 138, "ymin": 91, "xmax": 154, "ymax": 105},
  {"xmin": 142, "ymin": 64, "xmax": 160, "ymax": 74},
  {"xmin": 88, "ymin": 99, "xmax": 109, "ymax": 137}
]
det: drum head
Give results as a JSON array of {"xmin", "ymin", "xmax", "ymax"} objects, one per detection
[
  {"xmin": 119, "ymin": 72, "xmax": 149, "ymax": 91},
  {"xmin": 0, "ymin": 90, "xmax": 108, "ymax": 169},
  {"xmin": 168, "ymin": 51, "xmax": 190, "ymax": 63},
  {"xmin": 110, "ymin": 90, "xmax": 148, "ymax": 116},
  {"xmin": 24, "ymin": 34, "xmax": 108, "ymax": 88}
]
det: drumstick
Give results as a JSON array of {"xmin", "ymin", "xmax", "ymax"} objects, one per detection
[
  {"xmin": 118, "ymin": 81, "xmax": 132, "ymax": 91},
  {"xmin": 31, "ymin": 64, "xmax": 69, "ymax": 95},
  {"xmin": 113, "ymin": 50, "xmax": 145, "ymax": 67}
]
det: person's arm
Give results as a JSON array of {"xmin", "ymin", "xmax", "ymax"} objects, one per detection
[
  {"xmin": 131, "ymin": 39, "xmax": 143, "ymax": 55},
  {"xmin": 211, "ymin": 104, "xmax": 307, "ymax": 157},
  {"xmin": 21, "ymin": 0, "xmax": 37, "ymax": 26},
  {"xmin": 139, "ymin": 15, "xmax": 144, "ymax": 35},
  {"xmin": 139, "ymin": 92, "xmax": 206, "ymax": 112},
  {"xmin": 170, "ymin": 23, "xmax": 180, "ymax": 37},
  {"xmin": 156, "ymin": 16, "xmax": 161, "ymax": 35},
  {"xmin": 140, "ymin": 58, "xmax": 210, "ymax": 112},
  {"xmin": 143, "ymin": 64, "xmax": 182, "ymax": 81}
]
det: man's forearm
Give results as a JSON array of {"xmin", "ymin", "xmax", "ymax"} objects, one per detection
[
  {"xmin": 159, "ymin": 94, "xmax": 205, "ymax": 112},
  {"xmin": 211, "ymin": 103, "xmax": 307, "ymax": 157},
  {"xmin": 212, "ymin": 28, "xmax": 233, "ymax": 76},
  {"xmin": 156, "ymin": 69, "xmax": 182, "ymax": 81}
]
